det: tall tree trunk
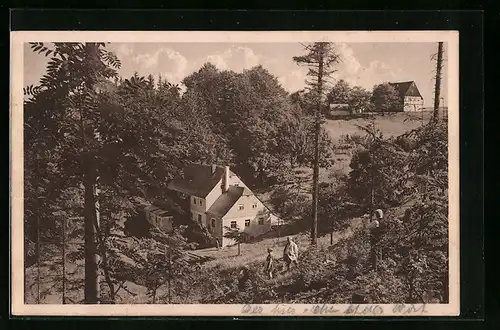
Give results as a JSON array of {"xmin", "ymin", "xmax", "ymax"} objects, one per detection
[
  {"xmin": 311, "ymin": 54, "xmax": 324, "ymax": 246},
  {"xmin": 36, "ymin": 216, "xmax": 41, "ymax": 304},
  {"xmin": 62, "ymin": 216, "xmax": 66, "ymax": 304},
  {"xmin": 167, "ymin": 247, "xmax": 172, "ymax": 304},
  {"xmin": 433, "ymin": 42, "xmax": 444, "ymax": 121},
  {"xmin": 83, "ymin": 166, "xmax": 100, "ymax": 304}
]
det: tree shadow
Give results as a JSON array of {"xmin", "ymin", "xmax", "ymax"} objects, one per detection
[{"xmin": 123, "ymin": 211, "xmax": 151, "ymax": 239}]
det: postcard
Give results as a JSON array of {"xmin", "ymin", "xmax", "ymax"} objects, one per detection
[{"xmin": 10, "ymin": 30, "xmax": 459, "ymax": 316}]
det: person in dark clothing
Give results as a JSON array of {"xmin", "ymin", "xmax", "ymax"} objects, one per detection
[
  {"xmin": 264, "ymin": 248, "xmax": 275, "ymax": 279},
  {"xmin": 369, "ymin": 209, "xmax": 385, "ymax": 269}
]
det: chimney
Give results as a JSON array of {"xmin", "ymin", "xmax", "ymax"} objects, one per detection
[
  {"xmin": 223, "ymin": 165, "xmax": 230, "ymax": 192},
  {"xmin": 211, "ymin": 164, "xmax": 217, "ymax": 175}
]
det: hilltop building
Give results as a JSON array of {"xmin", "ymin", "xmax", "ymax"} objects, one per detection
[{"xmin": 389, "ymin": 81, "xmax": 424, "ymax": 112}]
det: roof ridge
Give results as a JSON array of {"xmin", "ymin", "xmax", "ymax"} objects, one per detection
[{"xmin": 390, "ymin": 80, "xmax": 414, "ymax": 84}]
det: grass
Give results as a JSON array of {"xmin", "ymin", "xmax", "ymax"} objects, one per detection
[{"xmin": 323, "ymin": 111, "xmax": 433, "ymax": 143}]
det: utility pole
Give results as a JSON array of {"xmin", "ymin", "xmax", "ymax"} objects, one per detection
[{"xmin": 433, "ymin": 42, "xmax": 444, "ymax": 122}]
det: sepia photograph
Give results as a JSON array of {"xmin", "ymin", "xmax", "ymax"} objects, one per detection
[{"xmin": 10, "ymin": 31, "xmax": 459, "ymax": 316}]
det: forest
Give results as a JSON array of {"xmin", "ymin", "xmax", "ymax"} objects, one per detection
[{"xmin": 23, "ymin": 42, "xmax": 448, "ymax": 305}]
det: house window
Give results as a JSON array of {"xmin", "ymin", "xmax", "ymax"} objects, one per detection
[
  {"xmin": 211, "ymin": 218, "xmax": 216, "ymax": 227},
  {"xmin": 230, "ymin": 221, "xmax": 237, "ymax": 229},
  {"xmin": 258, "ymin": 217, "xmax": 264, "ymax": 225},
  {"xmin": 238, "ymin": 204, "xmax": 244, "ymax": 211},
  {"xmin": 191, "ymin": 212, "xmax": 194, "ymax": 220},
  {"xmin": 245, "ymin": 219, "xmax": 250, "ymax": 227},
  {"xmin": 252, "ymin": 203, "xmax": 257, "ymax": 209},
  {"xmin": 198, "ymin": 214, "xmax": 202, "ymax": 223},
  {"xmin": 192, "ymin": 197, "xmax": 196, "ymax": 205}
]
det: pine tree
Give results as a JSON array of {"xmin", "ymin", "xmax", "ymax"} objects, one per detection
[{"xmin": 293, "ymin": 42, "xmax": 341, "ymax": 245}]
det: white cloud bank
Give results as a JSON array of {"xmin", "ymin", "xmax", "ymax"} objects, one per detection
[{"xmin": 111, "ymin": 43, "xmax": 398, "ymax": 93}]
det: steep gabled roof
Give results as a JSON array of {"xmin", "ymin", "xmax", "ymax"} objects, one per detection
[
  {"xmin": 206, "ymin": 186, "xmax": 245, "ymax": 218},
  {"xmin": 167, "ymin": 164, "xmax": 234, "ymax": 198},
  {"xmin": 389, "ymin": 81, "xmax": 423, "ymax": 99}
]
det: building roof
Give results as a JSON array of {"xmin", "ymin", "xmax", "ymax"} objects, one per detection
[
  {"xmin": 206, "ymin": 186, "xmax": 246, "ymax": 218},
  {"xmin": 145, "ymin": 205, "xmax": 173, "ymax": 217},
  {"xmin": 167, "ymin": 164, "xmax": 235, "ymax": 198},
  {"xmin": 389, "ymin": 81, "xmax": 423, "ymax": 99},
  {"xmin": 329, "ymin": 103, "xmax": 349, "ymax": 109}
]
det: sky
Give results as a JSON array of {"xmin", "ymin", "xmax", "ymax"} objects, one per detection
[{"xmin": 24, "ymin": 42, "xmax": 449, "ymax": 107}]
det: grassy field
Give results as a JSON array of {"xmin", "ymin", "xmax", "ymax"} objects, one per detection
[{"xmin": 323, "ymin": 111, "xmax": 433, "ymax": 143}]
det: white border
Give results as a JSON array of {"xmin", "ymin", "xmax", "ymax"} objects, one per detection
[{"xmin": 10, "ymin": 30, "xmax": 460, "ymax": 317}]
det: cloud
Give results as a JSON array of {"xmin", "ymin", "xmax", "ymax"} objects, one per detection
[
  {"xmin": 278, "ymin": 68, "xmax": 308, "ymax": 93},
  {"xmin": 334, "ymin": 43, "xmax": 395, "ymax": 90},
  {"xmin": 115, "ymin": 44, "xmax": 134, "ymax": 57},
  {"xmin": 132, "ymin": 47, "xmax": 188, "ymax": 83},
  {"xmin": 202, "ymin": 46, "xmax": 262, "ymax": 72}
]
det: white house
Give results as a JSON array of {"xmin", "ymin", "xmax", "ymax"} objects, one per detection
[
  {"xmin": 167, "ymin": 164, "xmax": 279, "ymax": 247},
  {"xmin": 388, "ymin": 81, "xmax": 425, "ymax": 112}
]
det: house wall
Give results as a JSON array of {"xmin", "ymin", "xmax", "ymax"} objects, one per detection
[
  {"xmin": 207, "ymin": 215, "xmax": 223, "ymax": 240},
  {"xmin": 205, "ymin": 178, "xmax": 223, "ymax": 212},
  {"xmin": 403, "ymin": 96, "xmax": 424, "ymax": 112},
  {"xmin": 189, "ymin": 193, "xmax": 208, "ymax": 226},
  {"xmin": 146, "ymin": 212, "xmax": 174, "ymax": 233},
  {"xmin": 228, "ymin": 173, "xmax": 249, "ymax": 190},
  {"xmin": 221, "ymin": 194, "xmax": 274, "ymax": 247},
  {"xmin": 156, "ymin": 216, "xmax": 174, "ymax": 233}
]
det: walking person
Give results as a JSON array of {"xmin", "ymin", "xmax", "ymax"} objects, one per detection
[
  {"xmin": 264, "ymin": 248, "xmax": 275, "ymax": 279},
  {"xmin": 283, "ymin": 236, "xmax": 299, "ymax": 271},
  {"xmin": 369, "ymin": 209, "xmax": 384, "ymax": 270},
  {"xmin": 215, "ymin": 238, "xmax": 220, "ymax": 250}
]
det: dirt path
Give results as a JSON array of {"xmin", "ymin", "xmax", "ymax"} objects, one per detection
[{"xmin": 193, "ymin": 217, "xmax": 364, "ymax": 270}]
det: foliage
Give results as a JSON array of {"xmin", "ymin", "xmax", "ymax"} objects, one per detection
[
  {"xmin": 317, "ymin": 172, "xmax": 359, "ymax": 234},
  {"xmin": 349, "ymin": 86, "xmax": 374, "ymax": 114},
  {"xmin": 328, "ymin": 80, "xmax": 373, "ymax": 115},
  {"xmin": 224, "ymin": 225, "xmax": 252, "ymax": 255},
  {"xmin": 347, "ymin": 122, "xmax": 409, "ymax": 211},
  {"xmin": 371, "ymin": 83, "xmax": 401, "ymax": 113},
  {"xmin": 103, "ymin": 227, "xmax": 191, "ymax": 303}
]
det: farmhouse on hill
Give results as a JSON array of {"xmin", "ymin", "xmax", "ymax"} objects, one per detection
[
  {"xmin": 389, "ymin": 81, "xmax": 424, "ymax": 112},
  {"xmin": 167, "ymin": 164, "xmax": 279, "ymax": 247}
]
